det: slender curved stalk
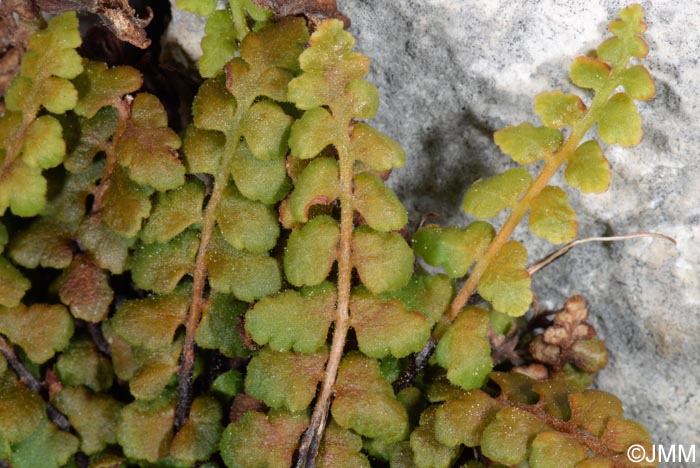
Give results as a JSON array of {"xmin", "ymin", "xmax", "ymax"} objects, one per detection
[
  {"xmin": 175, "ymin": 111, "xmax": 245, "ymax": 430},
  {"xmin": 0, "ymin": 335, "xmax": 72, "ymax": 432},
  {"xmin": 296, "ymin": 128, "xmax": 354, "ymax": 468},
  {"xmin": 527, "ymin": 232, "xmax": 676, "ymax": 276},
  {"xmin": 445, "ymin": 75, "xmax": 620, "ymax": 325}
]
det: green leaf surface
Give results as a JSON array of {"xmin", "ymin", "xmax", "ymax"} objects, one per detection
[
  {"xmin": 494, "ymin": 123, "xmax": 563, "ymax": 165},
  {"xmin": 317, "ymin": 422, "xmax": 371, "ymax": 468},
  {"xmin": 183, "ymin": 126, "xmax": 225, "ymax": 175},
  {"xmin": 131, "ymin": 229, "xmax": 199, "ymax": 293},
  {"xmin": 245, "ymin": 347, "xmax": 327, "ymax": 411},
  {"xmin": 568, "ymin": 390, "xmax": 623, "ymax": 437},
  {"xmin": 288, "ymin": 107, "xmax": 336, "ymax": 159},
  {"xmin": 22, "ymin": 115, "xmax": 65, "ymax": 169},
  {"xmin": 0, "ymin": 158, "xmax": 47, "ymax": 217},
  {"xmin": 128, "ymin": 339, "xmax": 183, "ymax": 400},
  {"xmin": 435, "ymin": 307, "xmax": 492, "ymax": 390},
  {"xmin": 77, "ymin": 215, "xmax": 134, "ymax": 274},
  {"xmin": 598, "ymin": 5, "xmax": 649, "ymax": 65},
  {"xmin": 289, "ymin": 19, "xmax": 370, "ymax": 116},
  {"xmin": 73, "ymin": 61, "xmax": 143, "ymax": 118},
  {"xmin": 101, "ymin": 165, "xmax": 153, "ymax": 238},
  {"xmin": 349, "ymin": 288, "xmax": 431, "ymax": 358},
  {"xmin": 529, "ymin": 185, "xmax": 577, "ymax": 244},
  {"xmin": 170, "ymin": 395, "xmax": 223, "ymax": 464},
  {"xmin": 409, "ymin": 407, "xmax": 461, "ymax": 468},
  {"xmin": 0, "ymin": 257, "xmax": 30, "ymax": 308},
  {"xmin": 224, "ymin": 17, "xmax": 309, "ymax": 103},
  {"xmin": 43, "ymin": 161, "xmax": 103, "ymax": 227},
  {"xmin": 570, "ymin": 57, "xmax": 610, "ymax": 91},
  {"xmin": 115, "ymin": 93, "xmax": 185, "ymax": 191},
  {"xmin": 175, "ymin": 0, "xmax": 216, "ymax": 16},
  {"xmin": 565, "ymin": 140, "xmax": 611, "ymax": 194},
  {"xmin": 9, "ymin": 419, "xmax": 79, "ymax": 468},
  {"xmin": 231, "ymin": 140, "xmax": 291, "ymax": 204},
  {"xmin": 220, "ymin": 411, "xmax": 308, "ymax": 468},
  {"xmin": 64, "ymin": 107, "xmax": 118, "ymax": 173},
  {"xmin": 246, "ymin": 283, "xmax": 335, "ymax": 353},
  {"xmin": 0, "ymin": 303, "xmax": 73, "ymax": 364},
  {"xmin": 284, "ymin": 215, "xmax": 339, "ymax": 287},
  {"xmin": 352, "ymin": 226, "xmax": 413, "ymax": 293},
  {"xmin": 290, "ymin": 157, "xmax": 340, "ymax": 222},
  {"xmin": 7, "ymin": 13, "xmax": 82, "ymax": 114},
  {"xmin": 349, "ymin": 122, "xmax": 406, "ymax": 171},
  {"xmin": 216, "ymin": 184, "xmax": 279, "ymax": 253},
  {"xmin": 620, "ymin": 65, "xmax": 655, "ymax": 101},
  {"xmin": 0, "ymin": 375, "xmax": 46, "ymax": 444},
  {"xmin": 142, "ymin": 180, "xmax": 205, "ymax": 244},
  {"xmin": 354, "ymin": 172, "xmax": 407, "ymax": 231},
  {"xmin": 192, "ymin": 77, "xmax": 236, "ymax": 133},
  {"xmin": 117, "ymin": 393, "xmax": 176, "ymax": 463},
  {"xmin": 196, "ymin": 294, "xmax": 249, "ymax": 357},
  {"xmin": 206, "ymin": 229, "xmax": 281, "ymax": 301},
  {"xmin": 55, "ymin": 338, "xmax": 114, "ymax": 392},
  {"xmin": 534, "ymin": 91, "xmax": 586, "ymax": 129},
  {"xmin": 211, "ymin": 370, "xmax": 244, "ymax": 401},
  {"xmin": 478, "ymin": 240, "xmax": 532, "ymax": 316},
  {"xmin": 598, "ymin": 93, "xmax": 642, "ymax": 147},
  {"xmin": 529, "ymin": 432, "xmax": 587, "ymax": 468},
  {"xmin": 462, "ymin": 168, "xmax": 532, "ymax": 219},
  {"xmin": 332, "ymin": 353, "xmax": 408, "ymax": 443},
  {"xmin": 8, "ymin": 218, "xmax": 73, "ymax": 269},
  {"xmin": 241, "ymin": 100, "xmax": 293, "ymax": 160},
  {"xmin": 434, "ymin": 390, "xmax": 502, "ymax": 447},
  {"xmin": 379, "ymin": 274, "xmax": 454, "ymax": 325},
  {"xmin": 199, "ymin": 10, "xmax": 237, "ymax": 78},
  {"xmin": 491, "ymin": 371, "xmax": 538, "ymax": 405},
  {"xmin": 571, "ymin": 338, "xmax": 609, "ymax": 374},
  {"xmin": 111, "ymin": 285, "xmax": 190, "ymax": 350},
  {"xmin": 52, "ymin": 386, "xmax": 122, "ymax": 455},
  {"xmin": 599, "ymin": 416, "xmax": 652, "ymax": 454},
  {"xmin": 413, "ymin": 222, "xmax": 494, "ymax": 278},
  {"xmin": 58, "ymin": 254, "xmax": 114, "ymax": 322},
  {"xmin": 480, "ymin": 407, "xmax": 550, "ymax": 465}
]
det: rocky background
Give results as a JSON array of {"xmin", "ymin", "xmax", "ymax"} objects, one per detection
[{"xmin": 166, "ymin": 0, "xmax": 700, "ymax": 458}]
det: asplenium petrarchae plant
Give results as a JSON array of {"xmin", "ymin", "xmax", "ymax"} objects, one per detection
[{"xmin": 0, "ymin": 3, "xmax": 658, "ymax": 468}]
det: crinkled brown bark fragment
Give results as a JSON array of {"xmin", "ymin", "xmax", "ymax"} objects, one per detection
[
  {"xmin": 35, "ymin": 0, "xmax": 153, "ymax": 49},
  {"xmin": 0, "ymin": 0, "xmax": 40, "ymax": 97},
  {"xmin": 253, "ymin": 0, "xmax": 350, "ymax": 29}
]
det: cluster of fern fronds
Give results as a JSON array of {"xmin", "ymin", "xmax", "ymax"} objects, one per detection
[{"xmin": 0, "ymin": 2, "xmax": 656, "ymax": 467}]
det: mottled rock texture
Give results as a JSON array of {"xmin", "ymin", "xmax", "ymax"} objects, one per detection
[{"xmin": 165, "ymin": 0, "xmax": 700, "ymax": 458}]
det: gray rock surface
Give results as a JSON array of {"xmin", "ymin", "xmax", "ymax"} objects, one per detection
[{"xmin": 166, "ymin": 0, "xmax": 700, "ymax": 460}]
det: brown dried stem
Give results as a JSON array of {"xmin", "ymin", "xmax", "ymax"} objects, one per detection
[
  {"xmin": 175, "ymin": 111, "xmax": 246, "ymax": 430},
  {"xmin": 92, "ymin": 97, "xmax": 130, "ymax": 214},
  {"xmin": 0, "ymin": 334, "xmax": 72, "ymax": 432}
]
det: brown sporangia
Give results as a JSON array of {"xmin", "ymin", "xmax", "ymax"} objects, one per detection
[
  {"xmin": 35, "ymin": 0, "xmax": 153, "ymax": 49},
  {"xmin": 253, "ymin": 0, "xmax": 350, "ymax": 29},
  {"xmin": 528, "ymin": 295, "xmax": 597, "ymax": 373}
]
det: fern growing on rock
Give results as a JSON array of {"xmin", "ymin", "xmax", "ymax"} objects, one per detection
[{"xmin": 0, "ymin": 3, "xmax": 660, "ymax": 467}]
